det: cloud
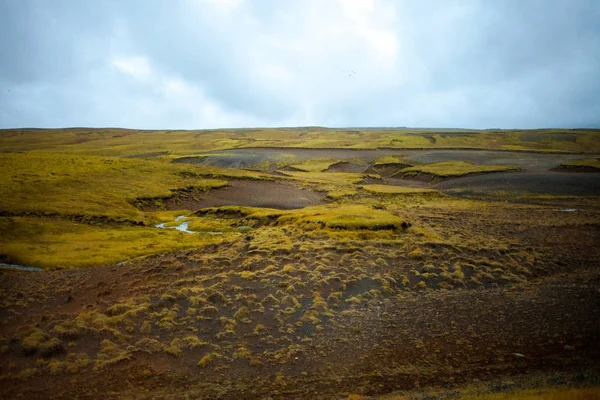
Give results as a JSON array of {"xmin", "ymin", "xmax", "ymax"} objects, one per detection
[
  {"xmin": 0, "ymin": 0, "xmax": 599, "ymax": 129},
  {"xmin": 111, "ymin": 56, "xmax": 152, "ymax": 82},
  {"xmin": 203, "ymin": 0, "xmax": 243, "ymax": 13},
  {"xmin": 336, "ymin": 0, "xmax": 398, "ymax": 62}
]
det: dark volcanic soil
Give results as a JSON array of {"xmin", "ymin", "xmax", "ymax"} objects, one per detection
[
  {"xmin": 173, "ymin": 148, "xmax": 599, "ymax": 172},
  {"xmin": 164, "ymin": 180, "xmax": 327, "ymax": 211},
  {"xmin": 403, "ymin": 150, "xmax": 583, "ymax": 171},
  {"xmin": 435, "ymin": 172, "xmax": 600, "ymax": 197},
  {"xmin": 324, "ymin": 161, "xmax": 367, "ymax": 173}
]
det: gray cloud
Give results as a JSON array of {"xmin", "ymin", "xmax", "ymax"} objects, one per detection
[{"xmin": 1, "ymin": 0, "xmax": 599, "ymax": 129}]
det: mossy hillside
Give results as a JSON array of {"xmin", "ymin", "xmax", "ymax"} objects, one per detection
[
  {"xmin": 0, "ymin": 153, "xmax": 228, "ymax": 221},
  {"xmin": 398, "ymin": 161, "xmax": 520, "ymax": 178},
  {"xmin": 0, "ymin": 216, "xmax": 227, "ymax": 269},
  {"xmin": 2, "ymin": 128, "xmax": 599, "ymax": 156}
]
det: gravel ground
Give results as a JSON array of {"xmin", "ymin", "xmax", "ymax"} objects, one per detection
[{"xmin": 435, "ymin": 172, "xmax": 600, "ymax": 196}]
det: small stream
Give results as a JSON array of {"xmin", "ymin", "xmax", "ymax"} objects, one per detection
[
  {"xmin": 155, "ymin": 215, "xmax": 223, "ymax": 235},
  {"xmin": 2, "ymin": 217, "xmax": 223, "ymax": 273},
  {"xmin": 0, "ymin": 263, "xmax": 42, "ymax": 272}
]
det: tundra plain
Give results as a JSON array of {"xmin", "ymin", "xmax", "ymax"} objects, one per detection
[{"xmin": 1, "ymin": 127, "xmax": 599, "ymax": 399}]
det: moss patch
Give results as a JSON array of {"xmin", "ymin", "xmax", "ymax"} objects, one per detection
[
  {"xmin": 362, "ymin": 184, "xmax": 438, "ymax": 195},
  {"xmin": 398, "ymin": 161, "xmax": 520, "ymax": 178}
]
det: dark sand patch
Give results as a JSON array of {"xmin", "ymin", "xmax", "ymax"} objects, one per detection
[
  {"xmin": 552, "ymin": 166, "xmax": 600, "ymax": 173},
  {"xmin": 173, "ymin": 148, "xmax": 600, "ymax": 173},
  {"xmin": 161, "ymin": 180, "xmax": 327, "ymax": 211},
  {"xmin": 366, "ymin": 164, "xmax": 411, "ymax": 178},
  {"xmin": 403, "ymin": 150, "xmax": 585, "ymax": 172},
  {"xmin": 175, "ymin": 148, "xmax": 396, "ymax": 169},
  {"xmin": 171, "ymin": 156, "xmax": 207, "ymax": 164},
  {"xmin": 325, "ymin": 161, "xmax": 367, "ymax": 173},
  {"xmin": 435, "ymin": 172, "xmax": 600, "ymax": 197}
]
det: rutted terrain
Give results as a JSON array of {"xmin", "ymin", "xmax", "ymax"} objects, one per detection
[
  {"xmin": 2, "ymin": 204, "xmax": 600, "ymax": 399},
  {"xmin": 173, "ymin": 148, "xmax": 600, "ymax": 200},
  {"xmin": 137, "ymin": 180, "xmax": 329, "ymax": 211},
  {"xmin": 1, "ymin": 128, "xmax": 600, "ymax": 399}
]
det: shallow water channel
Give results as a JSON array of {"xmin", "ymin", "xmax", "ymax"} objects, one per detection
[
  {"xmin": 0, "ymin": 263, "xmax": 42, "ymax": 272},
  {"xmin": 155, "ymin": 215, "xmax": 223, "ymax": 235}
]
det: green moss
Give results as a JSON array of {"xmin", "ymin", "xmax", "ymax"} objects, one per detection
[
  {"xmin": 185, "ymin": 217, "xmax": 234, "ymax": 232},
  {"xmin": 288, "ymin": 159, "xmax": 340, "ymax": 172},
  {"xmin": 362, "ymin": 184, "xmax": 438, "ymax": 195},
  {"xmin": 197, "ymin": 352, "xmax": 223, "ymax": 368},
  {"xmin": 0, "ymin": 216, "xmax": 225, "ymax": 269},
  {"xmin": 94, "ymin": 340, "xmax": 131, "ymax": 370},
  {"xmin": 64, "ymin": 353, "xmax": 90, "ymax": 374},
  {"xmin": 399, "ymin": 161, "xmax": 519, "ymax": 178},
  {"xmin": 0, "ymin": 152, "xmax": 227, "ymax": 220},
  {"xmin": 326, "ymin": 188, "xmax": 358, "ymax": 200},
  {"xmin": 246, "ymin": 204, "xmax": 408, "ymax": 231},
  {"xmin": 373, "ymin": 156, "xmax": 409, "ymax": 166},
  {"xmin": 1, "ymin": 128, "xmax": 599, "ymax": 156},
  {"xmin": 21, "ymin": 329, "xmax": 63, "ymax": 357}
]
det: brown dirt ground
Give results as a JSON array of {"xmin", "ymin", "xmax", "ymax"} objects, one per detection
[
  {"xmin": 145, "ymin": 180, "xmax": 329, "ymax": 211},
  {"xmin": 325, "ymin": 162, "xmax": 368, "ymax": 173},
  {"xmin": 1, "ymin": 205, "xmax": 599, "ymax": 399}
]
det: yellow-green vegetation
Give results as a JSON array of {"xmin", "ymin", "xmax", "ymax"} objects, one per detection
[
  {"xmin": 278, "ymin": 170, "xmax": 365, "ymax": 186},
  {"xmin": 230, "ymin": 204, "xmax": 407, "ymax": 231},
  {"xmin": 288, "ymin": 159, "xmax": 340, "ymax": 172},
  {"xmin": 0, "ymin": 153, "xmax": 275, "ymax": 268},
  {"xmin": 0, "ymin": 216, "xmax": 225, "ymax": 269},
  {"xmin": 279, "ymin": 170, "xmax": 365, "ymax": 200},
  {"xmin": 93, "ymin": 340, "xmax": 131, "ymax": 370},
  {"xmin": 185, "ymin": 217, "xmax": 235, "ymax": 233},
  {"xmin": 2, "ymin": 127, "xmax": 599, "ymax": 155},
  {"xmin": 559, "ymin": 158, "xmax": 600, "ymax": 170},
  {"xmin": 325, "ymin": 187, "xmax": 359, "ymax": 200},
  {"xmin": 44, "ymin": 353, "xmax": 90, "ymax": 375},
  {"xmin": 21, "ymin": 329, "xmax": 63, "ymax": 356},
  {"xmin": 362, "ymin": 184, "xmax": 439, "ymax": 195},
  {"xmin": 373, "ymin": 155, "xmax": 410, "ymax": 166},
  {"xmin": 247, "ymin": 227, "xmax": 294, "ymax": 253},
  {"xmin": 197, "ymin": 352, "xmax": 224, "ymax": 368},
  {"xmin": 0, "ymin": 152, "xmax": 227, "ymax": 220},
  {"xmin": 399, "ymin": 161, "xmax": 520, "ymax": 178},
  {"xmin": 1, "ymin": 127, "xmax": 600, "ymax": 399}
]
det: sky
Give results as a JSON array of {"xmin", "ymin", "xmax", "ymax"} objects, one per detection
[{"xmin": 1, "ymin": 0, "xmax": 599, "ymax": 129}]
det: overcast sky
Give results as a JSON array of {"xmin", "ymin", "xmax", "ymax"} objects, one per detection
[{"xmin": 1, "ymin": 0, "xmax": 599, "ymax": 129}]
